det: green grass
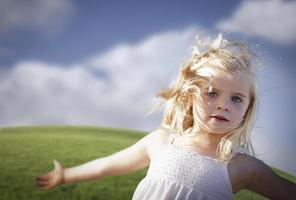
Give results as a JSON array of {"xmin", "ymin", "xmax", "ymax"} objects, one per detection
[{"xmin": 0, "ymin": 126, "xmax": 294, "ymax": 200}]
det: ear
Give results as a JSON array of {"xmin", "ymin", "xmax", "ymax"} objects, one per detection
[
  {"xmin": 239, "ymin": 112, "xmax": 248, "ymax": 128},
  {"xmin": 241, "ymin": 113, "xmax": 247, "ymax": 124}
]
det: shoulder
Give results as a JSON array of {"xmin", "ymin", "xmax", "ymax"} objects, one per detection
[
  {"xmin": 138, "ymin": 127, "xmax": 168, "ymax": 144},
  {"xmin": 144, "ymin": 128, "xmax": 170, "ymax": 159},
  {"xmin": 229, "ymin": 152, "xmax": 260, "ymax": 168},
  {"xmin": 227, "ymin": 153, "xmax": 263, "ymax": 193},
  {"xmin": 147, "ymin": 127, "xmax": 170, "ymax": 143},
  {"xmin": 230, "ymin": 153, "xmax": 277, "ymax": 182}
]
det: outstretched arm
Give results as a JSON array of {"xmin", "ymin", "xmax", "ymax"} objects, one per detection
[
  {"xmin": 64, "ymin": 134, "xmax": 151, "ymax": 183},
  {"xmin": 36, "ymin": 130, "xmax": 156, "ymax": 189},
  {"xmin": 244, "ymin": 156, "xmax": 296, "ymax": 200}
]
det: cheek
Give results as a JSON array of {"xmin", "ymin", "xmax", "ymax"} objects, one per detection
[
  {"xmin": 237, "ymin": 104, "xmax": 249, "ymax": 118},
  {"xmin": 201, "ymin": 101, "xmax": 214, "ymax": 112},
  {"xmin": 196, "ymin": 98, "xmax": 209, "ymax": 110}
]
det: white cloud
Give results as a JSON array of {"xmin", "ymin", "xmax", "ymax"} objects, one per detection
[
  {"xmin": 216, "ymin": 0, "xmax": 296, "ymax": 44},
  {"xmin": 0, "ymin": 27, "xmax": 199, "ymax": 131},
  {"xmin": 88, "ymin": 29, "xmax": 197, "ymax": 103},
  {"xmin": 0, "ymin": 0, "xmax": 74, "ymax": 35}
]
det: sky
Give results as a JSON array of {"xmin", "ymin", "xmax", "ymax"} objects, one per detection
[{"xmin": 0, "ymin": 0, "xmax": 295, "ymax": 175}]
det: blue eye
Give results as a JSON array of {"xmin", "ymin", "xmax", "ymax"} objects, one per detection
[
  {"xmin": 232, "ymin": 96, "xmax": 242, "ymax": 103},
  {"xmin": 207, "ymin": 91, "xmax": 217, "ymax": 97}
]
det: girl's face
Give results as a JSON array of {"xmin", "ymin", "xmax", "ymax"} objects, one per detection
[{"xmin": 197, "ymin": 67, "xmax": 251, "ymax": 135}]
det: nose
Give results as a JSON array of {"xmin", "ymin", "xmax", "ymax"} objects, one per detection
[
  {"xmin": 217, "ymin": 105, "xmax": 229, "ymax": 111},
  {"xmin": 216, "ymin": 100, "xmax": 229, "ymax": 111}
]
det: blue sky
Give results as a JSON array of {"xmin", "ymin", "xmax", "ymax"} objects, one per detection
[{"xmin": 0, "ymin": 0, "xmax": 295, "ymax": 175}]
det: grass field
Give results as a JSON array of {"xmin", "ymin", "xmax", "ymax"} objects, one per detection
[{"xmin": 0, "ymin": 126, "xmax": 295, "ymax": 200}]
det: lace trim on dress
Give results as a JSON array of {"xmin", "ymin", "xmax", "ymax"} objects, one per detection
[
  {"xmin": 147, "ymin": 133, "xmax": 233, "ymax": 195},
  {"xmin": 167, "ymin": 133, "xmax": 226, "ymax": 163}
]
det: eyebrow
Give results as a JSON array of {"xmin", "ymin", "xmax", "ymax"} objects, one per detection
[{"xmin": 205, "ymin": 87, "xmax": 248, "ymax": 98}]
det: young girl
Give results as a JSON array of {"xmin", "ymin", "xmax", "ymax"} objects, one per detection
[{"xmin": 36, "ymin": 33, "xmax": 296, "ymax": 199}]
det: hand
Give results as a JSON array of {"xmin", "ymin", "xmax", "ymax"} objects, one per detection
[{"xmin": 36, "ymin": 160, "xmax": 65, "ymax": 190}]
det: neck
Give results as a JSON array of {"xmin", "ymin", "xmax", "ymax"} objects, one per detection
[{"xmin": 191, "ymin": 131, "xmax": 226, "ymax": 150}]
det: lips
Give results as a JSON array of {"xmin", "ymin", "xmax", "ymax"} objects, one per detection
[{"xmin": 211, "ymin": 115, "xmax": 229, "ymax": 121}]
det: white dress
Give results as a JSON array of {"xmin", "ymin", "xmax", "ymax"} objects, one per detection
[{"xmin": 132, "ymin": 133, "xmax": 248, "ymax": 200}]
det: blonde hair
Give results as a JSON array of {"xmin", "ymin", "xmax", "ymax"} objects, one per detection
[{"xmin": 148, "ymin": 33, "xmax": 260, "ymax": 162}]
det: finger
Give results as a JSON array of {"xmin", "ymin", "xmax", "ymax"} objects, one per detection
[
  {"xmin": 37, "ymin": 180, "xmax": 53, "ymax": 189},
  {"xmin": 36, "ymin": 175, "xmax": 48, "ymax": 181},
  {"xmin": 37, "ymin": 181, "xmax": 48, "ymax": 187},
  {"xmin": 37, "ymin": 180, "xmax": 48, "ymax": 186},
  {"xmin": 53, "ymin": 160, "xmax": 60, "ymax": 168}
]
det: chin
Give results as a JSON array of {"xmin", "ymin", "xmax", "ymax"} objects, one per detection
[
  {"xmin": 204, "ymin": 127, "xmax": 232, "ymax": 135},
  {"xmin": 211, "ymin": 131, "xmax": 229, "ymax": 135}
]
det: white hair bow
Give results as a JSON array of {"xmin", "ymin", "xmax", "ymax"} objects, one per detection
[
  {"xmin": 191, "ymin": 33, "xmax": 228, "ymax": 56},
  {"xmin": 211, "ymin": 33, "xmax": 225, "ymax": 49}
]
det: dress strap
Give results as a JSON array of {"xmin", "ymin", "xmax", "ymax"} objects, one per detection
[
  {"xmin": 168, "ymin": 133, "xmax": 178, "ymax": 145},
  {"xmin": 233, "ymin": 146, "xmax": 250, "ymax": 155},
  {"xmin": 228, "ymin": 146, "xmax": 250, "ymax": 162}
]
